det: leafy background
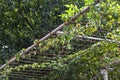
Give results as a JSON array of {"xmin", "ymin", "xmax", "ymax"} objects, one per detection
[{"xmin": 0, "ymin": 0, "xmax": 120, "ymax": 80}]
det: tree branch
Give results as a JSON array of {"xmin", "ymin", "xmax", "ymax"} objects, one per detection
[
  {"xmin": 17, "ymin": 1, "xmax": 39, "ymax": 38},
  {"xmin": 107, "ymin": 60, "xmax": 120, "ymax": 67}
]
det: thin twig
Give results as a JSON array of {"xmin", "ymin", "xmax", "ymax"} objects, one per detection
[{"xmin": 107, "ymin": 60, "xmax": 120, "ymax": 67}]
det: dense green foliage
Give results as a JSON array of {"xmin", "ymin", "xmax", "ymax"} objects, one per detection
[
  {"xmin": 1, "ymin": 0, "xmax": 120, "ymax": 80},
  {"xmin": 0, "ymin": 0, "xmax": 84, "ymax": 65},
  {"xmin": 43, "ymin": 0, "xmax": 120, "ymax": 79}
]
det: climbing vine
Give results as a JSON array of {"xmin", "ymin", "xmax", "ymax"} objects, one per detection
[{"xmin": 1, "ymin": 0, "xmax": 120, "ymax": 80}]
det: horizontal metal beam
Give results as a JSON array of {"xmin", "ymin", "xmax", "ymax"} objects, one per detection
[{"xmin": 75, "ymin": 35, "xmax": 120, "ymax": 44}]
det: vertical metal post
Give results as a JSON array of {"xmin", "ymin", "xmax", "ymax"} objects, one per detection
[{"xmin": 100, "ymin": 68, "xmax": 108, "ymax": 80}]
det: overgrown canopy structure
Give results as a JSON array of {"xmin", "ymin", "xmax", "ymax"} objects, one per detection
[{"xmin": 0, "ymin": 0, "xmax": 120, "ymax": 80}]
